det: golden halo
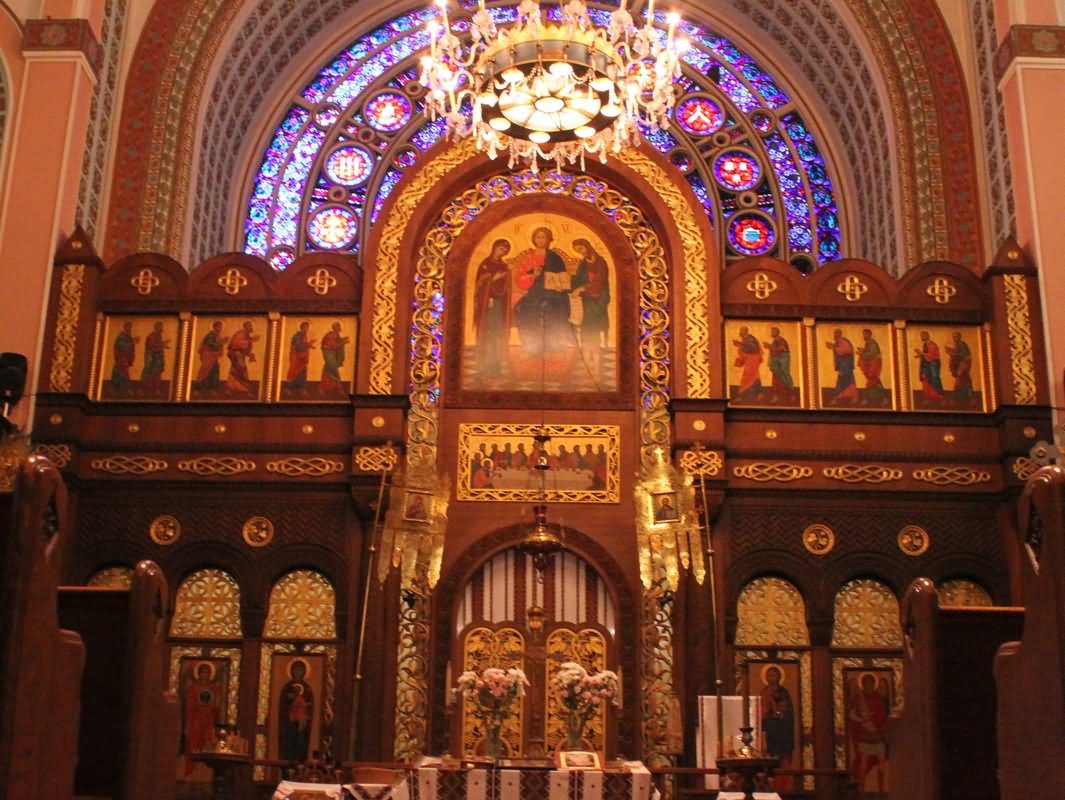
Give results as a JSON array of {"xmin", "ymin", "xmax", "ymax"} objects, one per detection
[
  {"xmin": 191, "ymin": 659, "xmax": 217, "ymax": 682},
  {"xmin": 288, "ymin": 657, "xmax": 311, "ymax": 680},
  {"xmin": 853, "ymin": 670, "xmax": 884, "ymax": 691},
  {"xmin": 759, "ymin": 663, "xmax": 785, "ymax": 686}
]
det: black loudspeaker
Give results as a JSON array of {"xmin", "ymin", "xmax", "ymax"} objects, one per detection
[{"xmin": 0, "ymin": 352, "xmax": 28, "ymax": 406}]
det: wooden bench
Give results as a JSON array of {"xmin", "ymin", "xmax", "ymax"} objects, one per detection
[
  {"xmin": 889, "ymin": 577, "xmax": 1023, "ymax": 800},
  {"xmin": 0, "ymin": 453, "xmax": 85, "ymax": 800},
  {"xmin": 995, "ymin": 464, "xmax": 1065, "ymax": 800},
  {"xmin": 59, "ymin": 560, "xmax": 180, "ymax": 800}
]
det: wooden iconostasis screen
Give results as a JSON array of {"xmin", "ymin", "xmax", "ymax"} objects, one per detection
[{"xmin": 457, "ymin": 548, "xmax": 617, "ymax": 757}]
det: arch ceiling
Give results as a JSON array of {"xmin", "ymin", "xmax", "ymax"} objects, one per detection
[{"xmin": 104, "ymin": 0, "xmax": 983, "ymax": 274}]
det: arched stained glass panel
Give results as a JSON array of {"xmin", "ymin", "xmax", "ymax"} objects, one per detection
[
  {"xmin": 832, "ymin": 578, "xmax": 902, "ymax": 648},
  {"xmin": 735, "ymin": 577, "xmax": 809, "ymax": 646},
  {"xmin": 264, "ymin": 569, "xmax": 337, "ymax": 640},
  {"xmin": 171, "ymin": 568, "xmax": 243, "ymax": 639},
  {"xmin": 243, "ymin": 5, "xmax": 843, "ymax": 272}
]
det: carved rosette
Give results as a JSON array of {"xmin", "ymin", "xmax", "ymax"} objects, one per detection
[
  {"xmin": 897, "ymin": 525, "xmax": 930, "ymax": 556},
  {"xmin": 149, "ymin": 514, "xmax": 181, "ymax": 546},
  {"xmin": 802, "ymin": 523, "xmax": 836, "ymax": 556},
  {"xmin": 242, "ymin": 516, "xmax": 275, "ymax": 548}
]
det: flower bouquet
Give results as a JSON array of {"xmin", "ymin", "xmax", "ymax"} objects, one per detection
[
  {"xmin": 455, "ymin": 667, "xmax": 529, "ymax": 759},
  {"xmin": 552, "ymin": 661, "xmax": 620, "ymax": 750}
]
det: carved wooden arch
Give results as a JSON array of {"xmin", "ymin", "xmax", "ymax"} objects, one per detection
[
  {"xmin": 429, "ymin": 523, "xmax": 638, "ymax": 754},
  {"xmin": 162, "ymin": 542, "xmax": 255, "ymax": 613}
]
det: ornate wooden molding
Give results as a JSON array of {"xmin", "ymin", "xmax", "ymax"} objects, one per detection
[
  {"xmin": 31, "ymin": 444, "xmax": 72, "ymax": 469},
  {"xmin": 90, "ymin": 455, "xmax": 168, "ymax": 475},
  {"xmin": 732, "ymin": 463, "xmax": 813, "ymax": 483},
  {"xmin": 264, "ymin": 457, "xmax": 345, "ymax": 477},
  {"xmin": 912, "ymin": 466, "xmax": 992, "ymax": 486},
  {"xmin": 822, "ymin": 464, "xmax": 903, "ymax": 484},
  {"xmin": 176, "ymin": 457, "xmax": 256, "ymax": 477}
]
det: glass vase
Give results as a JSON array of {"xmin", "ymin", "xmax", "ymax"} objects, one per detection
[
  {"xmin": 565, "ymin": 712, "xmax": 586, "ymax": 750},
  {"xmin": 484, "ymin": 721, "xmax": 504, "ymax": 760}
]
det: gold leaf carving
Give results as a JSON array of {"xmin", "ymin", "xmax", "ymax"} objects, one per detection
[
  {"xmin": 264, "ymin": 569, "xmax": 337, "ymax": 640},
  {"xmin": 216, "ymin": 267, "xmax": 248, "ymax": 295},
  {"xmin": 677, "ymin": 449, "xmax": 723, "ymax": 477},
  {"xmin": 149, "ymin": 514, "xmax": 181, "ymax": 545},
  {"xmin": 90, "ymin": 455, "xmax": 168, "ymax": 475},
  {"xmin": 31, "ymin": 443, "xmax": 72, "ymax": 469},
  {"xmin": 735, "ymin": 577, "xmax": 810, "ymax": 646},
  {"xmin": 265, "ymin": 457, "xmax": 345, "ymax": 477},
  {"xmin": 912, "ymin": 466, "xmax": 991, "ymax": 486},
  {"xmin": 836, "ymin": 274, "xmax": 869, "ymax": 302},
  {"xmin": 177, "ymin": 456, "xmax": 256, "ymax": 476},
  {"xmin": 546, "ymin": 629, "xmax": 606, "ymax": 753},
  {"xmin": 925, "ymin": 277, "xmax": 957, "ymax": 304},
  {"xmin": 802, "ymin": 523, "xmax": 836, "ymax": 556},
  {"xmin": 393, "ymin": 590, "xmax": 431, "ymax": 762},
  {"xmin": 732, "ymin": 463, "xmax": 813, "ymax": 482},
  {"xmin": 130, "ymin": 267, "xmax": 160, "ymax": 296},
  {"xmin": 822, "ymin": 464, "xmax": 903, "ymax": 484},
  {"xmin": 897, "ymin": 525, "xmax": 930, "ymax": 556},
  {"xmin": 1011, "ymin": 456, "xmax": 1037, "ymax": 481},
  {"xmin": 170, "ymin": 569, "xmax": 242, "ymax": 639},
  {"xmin": 307, "ymin": 267, "xmax": 337, "ymax": 296},
  {"xmin": 354, "ymin": 445, "xmax": 399, "ymax": 473},
  {"xmin": 242, "ymin": 515, "xmax": 274, "ymax": 548},
  {"xmin": 745, "ymin": 272, "xmax": 778, "ymax": 300},
  {"xmin": 831, "ymin": 578, "xmax": 902, "ymax": 648},
  {"xmin": 1003, "ymin": 274, "xmax": 1037, "ymax": 404},
  {"xmin": 461, "ymin": 626, "xmax": 525, "ymax": 757},
  {"xmin": 50, "ymin": 264, "xmax": 85, "ymax": 392}
]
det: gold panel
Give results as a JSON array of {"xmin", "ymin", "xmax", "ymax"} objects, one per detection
[
  {"xmin": 170, "ymin": 568, "xmax": 243, "ymax": 639},
  {"xmin": 641, "ymin": 585, "xmax": 677, "ymax": 768},
  {"xmin": 265, "ymin": 457, "xmax": 345, "ymax": 477},
  {"xmin": 461, "ymin": 626, "xmax": 526, "ymax": 757},
  {"xmin": 264, "ymin": 570, "xmax": 337, "ymax": 640},
  {"xmin": 912, "ymin": 466, "xmax": 991, "ymax": 486},
  {"xmin": 457, "ymin": 423, "xmax": 620, "ymax": 503},
  {"xmin": 545, "ymin": 628, "xmax": 607, "ymax": 753},
  {"xmin": 90, "ymin": 455, "xmax": 168, "ymax": 475},
  {"xmin": 735, "ymin": 577, "xmax": 810, "ymax": 646},
  {"xmin": 822, "ymin": 465, "xmax": 903, "ymax": 484},
  {"xmin": 177, "ymin": 456, "xmax": 257, "ymax": 476},
  {"xmin": 938, "ymin": 579, "xmax": 992, "ymax": 607},
  {"xmin": 49, "ymin": 264, "xmax": 85, "ymax": 392},
  {"xmin": 732, "ymin": 463, "xmax": 813, "ymax": 483},
  {"xmin": 831, "ymin": 579, "xmax": 902, "ymax": 648},
  {"xmin": 87, "ymin": 565, "xmax": 134, "ymax": 588},
  {"xmin": 393, "ymin": 589, "xmax": 431, "ymax": 761},
  {"xmin": 1003, "ymin": 274, "xmax": 1037, "ymax": 405}
]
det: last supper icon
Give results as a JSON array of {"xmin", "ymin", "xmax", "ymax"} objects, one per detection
[{"xmin": 462, "ymin": 213, "xmax": 618, "ymax": 394}]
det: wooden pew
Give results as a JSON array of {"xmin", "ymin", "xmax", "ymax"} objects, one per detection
[
  {"xmin": 995, "ymin": 464, "xmax": 1065, "ymax": 800},
  {"xmin": 889, "ymin": 577, "xmax": 1023, "ymax": 800},
  {"xmin": 58, "ymin": 560, "xmax": 180, "ymax": 800},
  {"xmin": 0, "ymin": 453, "xmax": 85, "ymax": 800}
]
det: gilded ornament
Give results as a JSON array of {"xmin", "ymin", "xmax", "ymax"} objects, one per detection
[
  {"xmin": 354, "ymin": 445, "xmax": 399, "ymax": 473},
  {"xmin": 943, "ymin": 433, "xmax": 955, "ymax": 444},
  {"xmin": 242, "ymin": 516, "xmax": 274, "ymax": 548},
  {"xmin": 371, "ymin": 415, "xmax": 385, "ymax": 428},
  {"xmin": 263, "ymin": 569, "xmax": 337, "ymax": 639},
  {"xmin": 925, "ymin": 277, "xmax": 957, "ymax": 304},
  {"xmin": 912, "ymin": 466, "xmax": 991, "ymax": 486},
  {"xmin": 692, "ymin": 419, "xmax": 706, "ymax": 432},
  {"xmin": 49, "ymin": 414, "xmax": 63, "ymax": 425},
  {"xmin": 853, "ymin": 432, "xmax": 866, "ymax": 442},
  {"xmin": 1023, "ymin": 426, "xmax": 1037, "ymax": 439},
  {"xmin": 836, "ymin": 274, "xmax": 869, "ymax": 302},
  {"xmin": 677, "ymin": 448, "xmax": 723, "ymax": 477},
  {"xmin": 1003, "ymin": 275, "xmax": 1037, "ymax": 404},
  {"xmin": 765, "ymin": 429, "xmax": 778, "ymax": 440},
  {"xmin": 127, "ymin": 423, "xmax": 140, "ymax": 433},
  {"xmin": 87, "ymin": 566, "xmax": 134, "ymax": 588},
  {"xmin": 149, "ymin": 514, "xmax": 181, "ymax": 545},
  {"xmin": 897, "ymin": 525, "xmax": 930, "ymax": 556},
  {"xmin": 732, "ymin": 463, "xmax": 813, "ymax": 482},
  {"xmin": 31, "ymin": 443, "xmax": 72, "ymax": 469},
  {"xmin": 641, "ymin": 586, "xmax": 677, "ymax": 768},
  {"xmin": 831, "ymin": 578, "xmax": 903, "ymax": 648},
  {"xmin": 177, "ymin": 457, "xmax": 256, "ymax": 477},
  {"xmin": 306, "ymin": 267, "xmax": 337, "ymax": 296},
  {"xmin": 49, "ymin": 264, "xmax": 85, "ymax": 392},
  {"xmin": 130, "ymin": 268, "xmax": 160, "ymax": 296},
  {"xmin": 302, "ymin": 424, "xmax": 315, "ymax": 434},
  {"xmin": 635, "ymin": 449, "xmax": 704, "ymax": 590},
  {"xmin": 170, "ymin": 569, "xmax": 243, "ymax": 639},
  {"xmin": 735, "ymin": 577, "xmax": 810, "ymax": 646},
  {"xmin": 545, "ymin": 628, "xmax": 607, "ymax": 753},
  {"xmin": 461, "ymin": 627, "xmax": 526, "ymax": 757},
  {"xmin": 216, "ymin": 267, "xmax": 248, "ymax": 296},
  {"xmin": 822, "ymin": 464, "xmax": 902, "ymax": 484},
  {"xmin": 265, "ymin": 457, "xmax": 345, "ymax": 477},
  {"xmin": 214, "ymin": 423, "xmax": 227, "ymax": 434},
  {"xmin": 745, "ymin": 272, "xmax": 779, "ymax": 300},
  {"xmin": 1011, "ymin": 457, "xmax": 1037, "ymax": 481},
  {"xmin": 802, "ymin": 523, "xmax": 836, "ymax": 556},
  {"xmin": 393, "ymin": 590, "xmax": 431, "ymax": 761},
  {"xmin": 90, "ymin": 455, "xmax": 168, "ymax": 475}
]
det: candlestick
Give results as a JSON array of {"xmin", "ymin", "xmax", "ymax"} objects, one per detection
[
  {"xmin": 715, "ymin": 679, "xmax": 724, "ymax": 759},
  {"xmin": 741, "ymin": 660, "xmax": 751, "ymax": 731},
  {"xmin": 445, "ymin": 659, "xmax": 454, "ymax": 707}
]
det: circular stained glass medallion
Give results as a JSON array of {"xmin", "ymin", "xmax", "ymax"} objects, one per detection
[
  {"xmin": 325, "ymin": 145, "xmax": 374, "ymax": 186},
  {"xmin": 308, "ymin": 206, "xmax": 358, "ymax": 249},
  {"xmin": 714, "ymin": 150, "xmax": 762, "ymax": 192},
  {"xmin": 750, "ymin": 110, "xmax": 774, "ymax": 133},
  {"xmin": 728, "ymin": 213, "xmax": 775, "ymax": 256},
  {"xmin": 269, "ymin": 247, "xmax": 296, "ymax": 271},
  {"xmin": 365, "ymin": 92, "xmax": 411, "ymax": 132},
  {"xmin": 676, "ymin": 97, "xmax": 723, "ymax": 136}
]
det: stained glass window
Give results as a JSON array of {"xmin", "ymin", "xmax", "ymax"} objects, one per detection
[{"xmin": 243, "ymin": 5, "xmax": 843, "ymax": 272}]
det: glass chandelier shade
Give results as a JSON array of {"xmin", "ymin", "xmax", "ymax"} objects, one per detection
[{"xmin": 419, "ymin": 0, "xmax": 688, "ymax": 169}]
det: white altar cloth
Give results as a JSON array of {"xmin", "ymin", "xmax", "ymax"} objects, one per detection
[{"xmin": 694, "ymin": 695, "xmax": 762, "ymax": 790}]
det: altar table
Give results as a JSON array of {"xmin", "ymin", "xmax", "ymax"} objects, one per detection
[{"xmin": 273, "ymin": 763, "xmax": 655, "ymax": 800}]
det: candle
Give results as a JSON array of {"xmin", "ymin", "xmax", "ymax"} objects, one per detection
[
  {"xmin": 647, "ymin": 0, "xmax": 654, "ymax": 24},
  {"xmin": 741, "ymin": 661, "xmax": 751, "ymax": 731},
  {"xmin": 428, "ymin": 23, "xmax": 438, "ymax": 58},
  {"xmin": 445, "ymin": 659, "xmax": 454, "ymax": 706},
  {"xmin": 666, "ymin": 12, "xmax": 678, "ymax": 44},
  {"xmin": 617, "ymin": 665, "xmax": 624, "ymax": 711},
  {"xmin": 715, "ymin": 679, "xmax": 724, "ymax": 759},
  {"xmin": 438, "ymin": 0, "xmax": 450, "ymax": 29}
]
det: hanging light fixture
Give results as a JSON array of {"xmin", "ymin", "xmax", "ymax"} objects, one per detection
[
  {"xmin": 419, "ymin": 0, "xmax": 688, "ymax": 170},
  {"xmin": 520, "ymin": 426, "xmax": 564, "ymax": 571}
]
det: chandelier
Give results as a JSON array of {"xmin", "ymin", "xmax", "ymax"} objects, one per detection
[{"xmin": 419, "ymin": 0, "xmax": 688, "ymax": 169}]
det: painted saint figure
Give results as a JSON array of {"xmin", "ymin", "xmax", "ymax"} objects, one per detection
[
  {"xmin": 760, "ymin": 667, "xmax": 796, "ymax": 788},
  {"xmin": 193, "ymin": 321, "xmax": 228, "ymax": 392},
  {"xmin": 473, "ymin": 238, "xmax": 512, "ymax": 379},
  {"xmin": 761, "ymin": 327, "xmax": 794, "ymax": 401},
  {"xmin": 111, "ymin": 321, "xmax": 138, "ymax": 391},
  {"xmin": 847, "ymin": 674, "xmax": 889, "ymax": 794},
  {"xmin": 857, "ymin": 328, "xmax": 888, "ymax": 405},
  {"xmin": 826, "ymin": 329, "xmax": 859, "ymax": 404},
  {"xmin": 285, "ymin": 321, "xmax": 316, "ymax": 391},
  {"xmin": 570, "ymin": 238, "xmax": 610, "ymax": 382},
  {"xmin": 513, "ymin": 227, "xmax": 574, "ymax": 356},
  {"xmin": 182, "ymin": 662, "xmax": 222, "ymax": 771},
  {"xmin": 914, "ymin": 330, "xmax": 944, "ymax": 402},
  {"xmin": 654, "ymin": 494, "xmax": 679, "ymax": 523},
  {"xmin": 319, "ymin": 322, "xmax": 350, "ymax": 394},
  {"xmin": 946, "ymin": 331, "xmax": 974, "ymax": 404},
  {"xmin": 141, "ymin": 321, "xmax": 170, "ymax": 394},
  {"xmin": 732, "ymin": 326, "xmax": 763, "ymax": 400},
  {"xmin": 278, "ymin": 660, "xmax": 314, "ymax": 762},
  {"xmin": 225, "ymin": 321, "xmax": 259, "ymax": 394}
]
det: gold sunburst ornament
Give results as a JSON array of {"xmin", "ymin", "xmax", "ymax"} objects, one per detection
[{"xmin": 420, "ymin": 0, "xmax": 688, "ymax": 171}]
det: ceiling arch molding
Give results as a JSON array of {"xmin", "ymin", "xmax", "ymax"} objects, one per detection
[{"xmin": 104, "ymin": 0, "xmax": 983, "ymax": 274}]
